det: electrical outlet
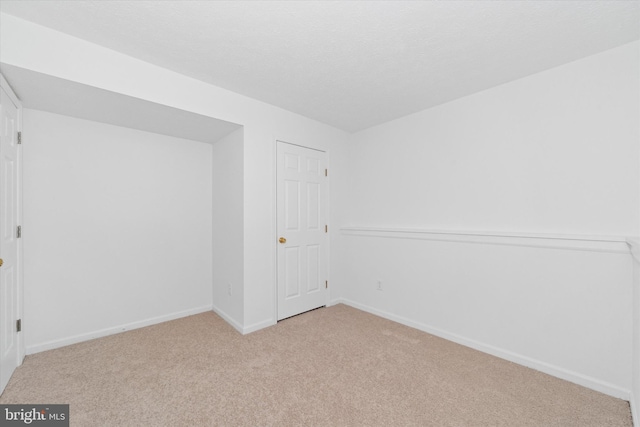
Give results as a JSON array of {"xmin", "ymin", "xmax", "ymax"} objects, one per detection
[
  {"xmin": 228, "ymin": 282, "xmax": 233, "ymax": 296},
  {"xmin": 377, "ymin": 280, "xmax": 383, "ymax": 291}
]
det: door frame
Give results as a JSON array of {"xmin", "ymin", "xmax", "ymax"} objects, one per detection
[
  {"xmin": 273, "ymin": 139, "xmax": 331, "ymax": 323},
  {"xmin": 0, "ymin": 73, "xmax": 24, "ymax": 374}
]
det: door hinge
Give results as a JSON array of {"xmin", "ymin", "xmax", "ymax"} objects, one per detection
[
  {"xmin": 17, "ymin": 225, "xmax": 21, "ymax": 239},
  {"xmin": 16, "ymin": 319, "xmax": 21, "ymax": 332},
  {"xmin": 325, "ymin": 280, "xmax": 328, "ymax": 289},
  {"xmin": 325, "ymin": 169, "xmax": 327, "ymax": 177},
  {"xmin": 17, "ymin": 131, "xmax": 22, "ymax": 144},
  {"xmin": 325, "ymin": 224, "xmax": 328, "ymax": 233}
]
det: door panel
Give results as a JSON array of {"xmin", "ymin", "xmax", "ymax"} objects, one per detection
[
  {"xmin": 285, "ymin": 247, "xmax": 300, "ymax": 298},
  {"xmin": 0, "ymin": 84, "xmax": 19, "ymax": 394},
  {"xmin": 307, "ymin": 182, "xmax": 319, "ymax": 229},
  {"xmin": 277, "ymin": 141, "xmax": 327, "ymax": 320},
  {"xmin": 307, "ymin": 245, "xmax": 319, "ymax": 292},
  {"xmin": 1, "ymin": 267, "xmax": 15, "ymax": 357},
  {"xmin": 285, "ymin": 180, "xmax": 299, "ymax": 230}
]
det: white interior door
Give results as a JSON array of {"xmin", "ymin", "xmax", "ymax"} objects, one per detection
[
  {"xmin": 0, "ymin": 80, "xmax": 20, "ymax": 394},
  {"xmin": 276, "ymin": 141, "xmax": 328, "ymax": 320}
]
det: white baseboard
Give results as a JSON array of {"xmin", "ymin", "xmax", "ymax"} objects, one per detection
[
  {"xmin": 211, "ymin": 304, "xmax": 244, "ymax": 334},
  {"xmin": 328, "ymin": 298, "xmax": 343, "ymax": 307},
  {"xmin": 242, "ymin": 318, "xmax": 276, "ymax": 334},
  {"xmin": 631, "ymin": 392, "xmax": 639, "ymax": 427},
  {"xmin": 335, "ymin": 298, "xmax": 631, "ymax": 400},
  {"xmin": 211, "ymin": 306, "xmax": 275, "ymax": 335},
  {"xmin": 26, "ymin": 305, "xmax": 213, "ymax": 355}
]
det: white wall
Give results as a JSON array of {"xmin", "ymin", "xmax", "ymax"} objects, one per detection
[
  {"xmin": 212, "ymin": 128, "xmax": 244, "ymax": 331},
  {"xmin": 633, "ymin": 40, "xmax": 640, "ymax": 426},
  {"xmin": 632, "ymin": 246, "xmax": 640, "ymax": 424},
  {"xmin": 339, "ymin": 41, "xmax": 640, "ymax": 399},
  {"xmin": 22, "ymin": 109, "xmax": 214, "ymax": 353},
  {"xmin": 0, "ymin": 14, "xmax": 349, "ymax": 334},
  {"xmin": 347, "ymin": 42, "xmax": 639, "ymax": 235}
]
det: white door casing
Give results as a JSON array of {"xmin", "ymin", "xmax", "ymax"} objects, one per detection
[
  {"xmin": 0, "ymin": 76, "xmax": 22, "ymax": 395},
  {"xmin": 276, "ymin": 141, "xmax": 328, "ymax": 320}
]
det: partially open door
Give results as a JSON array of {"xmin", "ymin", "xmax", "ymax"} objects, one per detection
[
  {"xmin": 0, "ymin": 75, "xmax": 23, "ymax": 395},
  {"xmin": 276, "ymin": 141, "xmax": 328, "ymax": 320}
]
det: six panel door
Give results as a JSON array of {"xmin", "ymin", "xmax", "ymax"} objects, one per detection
[
  {"xmin": 0, "ymin": 84, "xmax": 20, "ymax": 394},
  {"xmin": 276, "ymin": 141, "xmax": 327, "ymax": 320}
]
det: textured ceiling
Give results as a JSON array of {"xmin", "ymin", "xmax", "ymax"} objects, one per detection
[{"xmin": 1, "ymin": 1, "xmax": 639, "ymax": 132}]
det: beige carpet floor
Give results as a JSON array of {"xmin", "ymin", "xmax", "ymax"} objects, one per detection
[{"xmin": 0, "ymin": 304, "xmax": 632, "ymax": 426}]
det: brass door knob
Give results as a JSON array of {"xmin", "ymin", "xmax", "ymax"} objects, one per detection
[
  {"xmin": 279, "ymin": 237, "xmax": 287, "ymax": 244},
  {"xmin": 0, "ymin": 258, "xmax": 3, "ymax": 267}
]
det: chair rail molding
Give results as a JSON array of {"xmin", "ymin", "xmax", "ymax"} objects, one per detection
[
  {"xmin": 341, "ymin": 226, "xmax": 631, "ymax": 255},
  {"xmin": 626, "ymin": 238, "xmax": 640, "ymax": 264}
]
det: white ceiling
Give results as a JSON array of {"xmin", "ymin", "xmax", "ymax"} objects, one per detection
[{"xmin": 1, "ymin": 1, "xmax": 639, "ymax": 132}]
